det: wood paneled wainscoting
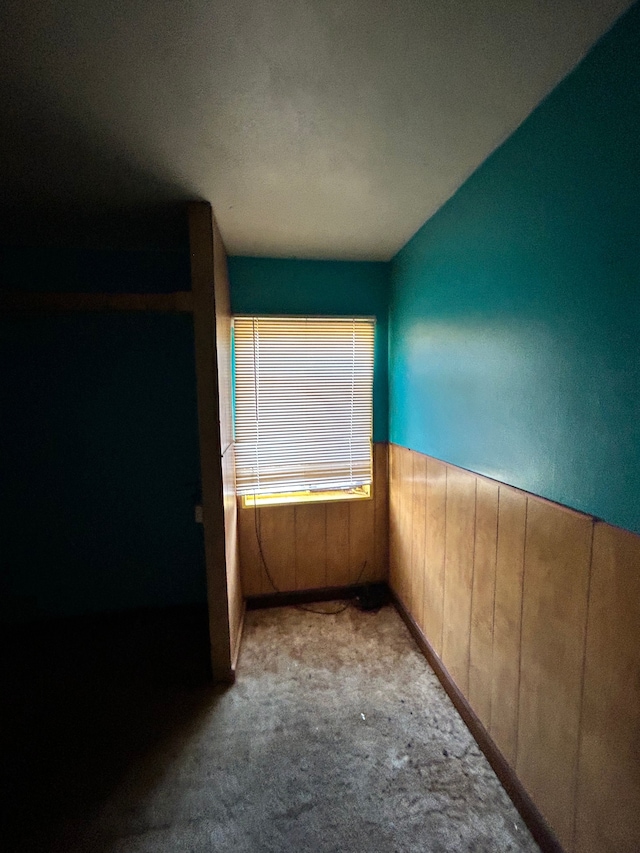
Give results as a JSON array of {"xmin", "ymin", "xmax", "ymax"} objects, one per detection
[
  {"xmin": 389, "ymin": 444, "xmax": 640, "ymax": 853},
  {"xmin": 238, "ymin": 443, "xmax": 388, "ymax": 597}
]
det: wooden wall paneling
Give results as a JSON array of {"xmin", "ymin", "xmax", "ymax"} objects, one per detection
[
  {"xmin": 373, "ymin": 443, "xmax": 389, "ymax": 581},
  {"xmin": 392, "ymin": 445, "xmax": 408, "ymax": 606},
  {"xmin": 423, "ymin": 456, "xmax": 447, "ymax": 657},
  {"xmin": 387, "ymin": 448, "xmax": 640, "ymax": 853},
  {"xmin": 410, "ymin": 451, "xmax": 427, "ymax": 632},
  {"xmin": 239, "ymin": 445, "xmax": 386, "ymax": 595},
  {"xmin": 398, "ymin": 447, "xmax": 416, "ymax": 612},
  {"xmin": 388, "ymin": 444, "xmax": 402, "ymax": 594},
  {"xmin": 398, "ymin": 446, "xmax": 415, "ymax": 608},
  {"xmin": 348, "ymin": 496, "xmax": 376, "ymax": 584},
  {"xmin": 258, "ymin": 505, "xmax": 296, "ymax": 592},
  {"xmin": 490, "ymin": 485, "xmax": 527, "ymax": 765},
  {"xmin": 238, "ymin": 505, "xmax": 268, "ymax": 596},
  {"xmin": 516, "ymin": 499, "xmax": 592, "ymax": 850},
  {"xmin": 574, "ymin": 523, "xmax": 640, "ymax": 853},
  {"xmin": 188, "ymin": 201, "xmax": 232, "ymax": 681},
  {"xmin": 469, "ymin": 477, "xmax": 499, "ymax": 730},
  {"xmin": 326, "ymin": 502, "xmax": 351, "ymax": 587},
  {"xmin": 442, "ymin": 465, "xmax": 477, "ymax": 695},
  {"xmin": 389, "ymin": 445, "xmax": 403, "ymax": 599},
  {"xmin": 222, "ymin": 446, "xmax": 243, "ymax": 664},
  {"xmin": 389, "ymin": 446, "xmax": 401, "ymax": 598},
  {"xmin": 295, "ymin": 504, "xmax": 327, "ymax": 590}
]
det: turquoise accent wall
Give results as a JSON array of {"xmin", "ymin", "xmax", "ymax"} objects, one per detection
[
  {"xmin": 0, "ymin": 248, "xmax": 206, "ymax": 621},
  {"xmin": 389, "ymin": 3, "xmax": 640, "ymax": 533},
  {"xmin": 228, "ymin": 257, "xmax": 390, "ymax": 442}
]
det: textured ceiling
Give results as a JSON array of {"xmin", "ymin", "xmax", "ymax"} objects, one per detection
[{"xmin": 0, "ymin": 0, "xmax": 633, "ymax": 257}]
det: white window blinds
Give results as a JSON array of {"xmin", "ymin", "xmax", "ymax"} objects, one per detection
[{"xmin": 233, "ymin": 316, "xmax": 375, "ymax": 497}]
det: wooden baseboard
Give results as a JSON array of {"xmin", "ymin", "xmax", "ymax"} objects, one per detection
[
  {"xmin": 391, "ymin": 590, "xmax": 564, "ymax": 853},
  {"xmin": 246, "ymin": 584, "xmax": 365, "ymax": 610}
]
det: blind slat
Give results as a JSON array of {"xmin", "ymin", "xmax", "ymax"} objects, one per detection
[{"xmin": 233, "ymin": 316, "xmax": 374, "ymax": 497}]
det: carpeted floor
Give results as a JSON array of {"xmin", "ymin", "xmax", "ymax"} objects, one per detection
[{"xmin": 2, "ymin": 603, "xmax": 540, "ymax": 852}]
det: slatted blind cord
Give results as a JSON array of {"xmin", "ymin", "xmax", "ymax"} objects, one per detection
[
  {"xmin": 251, "ymin": 316, "xmax": 261, "ymax": 493},
  {"xmin": 349, "ymin": 321, "xmax": 355, "ymax": 485}
]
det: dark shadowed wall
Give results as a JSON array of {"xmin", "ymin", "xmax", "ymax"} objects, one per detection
[{"xmin": 0, "ymin": 248, "xmax": 206, "ymax": 621}]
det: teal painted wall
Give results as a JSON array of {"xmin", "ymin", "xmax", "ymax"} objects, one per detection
[
  {"xmin": 389, "ymin": 3, "xmax": 640, "ymax": 534},
  {"xmin": 0, "ymin": 249, "xmax": 206, "ymax": 621},
  {"xmin": 228, "ymin": 257, "xmax": 390, "ymax": 442}
]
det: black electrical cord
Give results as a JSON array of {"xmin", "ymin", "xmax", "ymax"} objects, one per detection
[{"xmin": 253, "ymin": 500, "xmax": 367, "ymax": 615}]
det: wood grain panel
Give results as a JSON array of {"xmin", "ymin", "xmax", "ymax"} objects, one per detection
[
  {"xmin": 424, "ymin": 456, "xmax": 446, "ymax": 657},
  {"xmin": 574, "ymin": 522, "xmax": 640, "ymax": 853},
  {"xmin": 258, "ymin": 505, "xmax": 296, "ymax": 592},
  {"xmin": 490, "ymin": 485, "xmax": 527, "ymax": 765},
  {"xmin": 295, "ymin": 504, "xmax": 327, "ymax": 590},
  {"xmin": 397, "ymin": 445, "xmax": 414, "ymax": 608},
  {"xmin": 326, "ymin": 501, "xmax": 351, "ymax": 587},
  {"xmin": 400, "ymin": 448, "xmax": 417, "ymax": 613},
  {"xmin": 222, "ymin": 445, "xmax": 244, "ymax": 664},
  {"xmin": 349, "ymin": 497, "xmax": 375, "ymax": 584},
  {"xmin": 442, "ymin": 465, "xmax": 476, "ymax": 695},
  {"xmin": 517, "ymin": 499, "xmax": 592, "ymax": 850},
  {"xmin": 189, "ymin": 201, "xmax": 232, "ymax": 681},
  {"xmin": 389, "ymin": 443, "xmax": 402, "ymax": 595},
  {"xmin": 410, "ymin": 452, "xmax": 427, "ymax": 632},
  {"xmin": 469, "ymin": 477, "xmax": 499, "ymax": 730},
  {"xmin": 388, "ymin": 445, "xmax": 640, "ymax": 853},
  {"xmin": 239, "ymin": 443, "xmax": 387, "ymax": 594},
  {"xmin": 238, "ymin": 504, "xmax": 267, "ymax": 596},
  {"xmin": 373, "ymin": 443, "xmax": 389, "ymax": 581}
]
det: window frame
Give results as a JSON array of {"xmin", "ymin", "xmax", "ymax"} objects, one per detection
[{"xmin": 232, "ymin": 314, "xmax": 375, "ymax": 508}]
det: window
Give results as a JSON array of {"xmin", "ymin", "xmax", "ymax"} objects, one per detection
[{"xmin": 233, "ymin": 316, "xmax": 375, "ymax": 507}]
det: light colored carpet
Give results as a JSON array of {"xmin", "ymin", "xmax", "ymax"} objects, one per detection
[{"xmin": 49, "ymin": 603, "xmax": 540, "ymax": 852}]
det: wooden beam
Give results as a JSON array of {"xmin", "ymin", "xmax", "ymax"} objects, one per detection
[
  {"xmin": 0, "ymin": 291, "xmax": 193, "ymax": 313},
  {"xmin": 188, "ymin": 201, "xmax": 234, "ymax": 683},
  {"xmin": 211, "ymin": 213, "xmax": 245, "ymax": 675}
]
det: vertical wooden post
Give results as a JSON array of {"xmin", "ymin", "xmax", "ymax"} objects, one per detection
[
  {"xmin": 189, "ymin": 201, "xmax": 234, "ymax": 682},
  {"xmin": 211, "ymin": 215, "xmax": 245, "ymax": 669}
]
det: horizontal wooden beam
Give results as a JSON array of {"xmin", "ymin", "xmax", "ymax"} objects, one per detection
[{"xmin": 0, "ymin": 291, "xmax": 193, "ymax": 313}]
